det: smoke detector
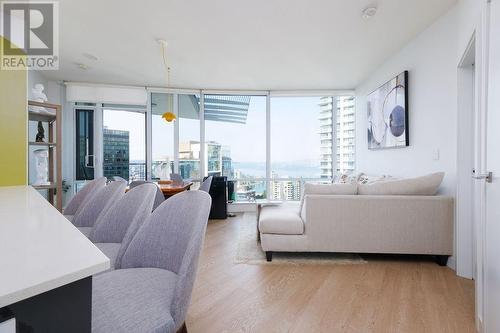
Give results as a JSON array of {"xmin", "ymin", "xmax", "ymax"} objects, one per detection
[
  {"xmin": 76, "ymin": 63, "xmax": 89, "ymax": 70},
  {"xmin": 362, "ymin": 6, "xmax": 377, "ymax": 19}
]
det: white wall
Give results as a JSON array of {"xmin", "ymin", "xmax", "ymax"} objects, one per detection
[
  {"xmin": 27, "ymin": 71, "xmax": 49, "ymax": 100},
  {"xmin": 457, "ymin": 0, "xmax": 482, "ymax": 61},
  {"xmin": 355, "ymin": 7, "xmax": 458, "ymax": 196}
]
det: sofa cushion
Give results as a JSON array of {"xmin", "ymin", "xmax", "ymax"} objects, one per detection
[
  {"xmin": 358, "ymin": 172, "xmax": 444, "ymax": 196},
  {"xmin": 92, "ymin": 268, "xmax": 177, "ymax": 333},
  {"xmin": 299, "ymin": 182, "xmax": 358, "ymax": 213},
  {"xmin": 259, "ymin": 202, "xmax": 304, "ymax": 235}
]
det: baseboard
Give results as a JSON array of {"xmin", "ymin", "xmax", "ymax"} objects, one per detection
[
  {"xmin": 477, "ymin": 316, "xmax": 483, "ymax": 333},
  {"xmin": 447, "ymin": 256, "xmax": 456, "ymax": 270},
  {"xmin": 228, "ymin": 202, "xmax": 257, "ymax": 213}
]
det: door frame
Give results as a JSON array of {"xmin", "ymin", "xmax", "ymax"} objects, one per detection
[
  {"xmin": 472, "ymin": 1, "xmax": 491, "ymax": 331},
  {"xmin": 456, "ymin": 35, "xmax": 476, "ymax": 280},
  {"xmin": 456, "ymin": 2, "xmax": 490, "ymax": 331}
]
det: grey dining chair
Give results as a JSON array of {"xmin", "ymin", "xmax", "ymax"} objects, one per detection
[
  {"xmin": 112, "ymin": 176, "xmax": 128, "ymax": 183},
  {"xmin": 129, "ymin": 180, "xmax": 147, "ymax": 188},
  {"xmin": 63, "ymin": 177, "xmax": 107, "ymax": 221},
  {"xmin": 92, "ymin": 190, "xmax": 212, "ymax": 333},
  {"xmin": 89, "ymin": 183, "xmax": 157, "ymax": 269},
  {"xmin": 170, "ymin": 173, "xmax": 183, "ymax": 184},
  {"xmin": 130, "ymin": 180, "xmax": 165, "ymax": 211},
  {"xmin": 73, "ymin": 180, "xmax": 127, "ymax": 236},
  {"xmin": 199, "ymin": 176, "xmax": 213, "ymax": 193}
]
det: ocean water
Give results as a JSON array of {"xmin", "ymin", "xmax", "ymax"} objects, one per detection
[{"xmin": 232, "ymin": 161, "xmax": 321, "ymax": 179}]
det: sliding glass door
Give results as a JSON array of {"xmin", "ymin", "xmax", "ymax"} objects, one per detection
[
  {"xmin": 178, "ymin": 94, "xmax": 201, "ymax": 181},
  {"xmin": 75, "ymin": 109, "xmax": 95, "ymax": 181},
  {"xmin": 102, "ymin": 107, "xmax": 147, "ymax": 181},
  {"xmin": 151, "ymin": 93, "xmax": 175, "ymax": 180}
]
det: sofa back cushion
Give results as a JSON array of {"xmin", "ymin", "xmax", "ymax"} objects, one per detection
[
  {"xmin": 358, "ymin": 172, "xmax": 444, "ymax": 196},
  {"xmin": 299, "ymin": 183, "xmax": 358, "ymax": 220}
]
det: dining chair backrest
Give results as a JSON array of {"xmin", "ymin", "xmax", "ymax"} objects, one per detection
[
  {"xmin": 112, "ymin": 176, "xmax": 128, "ymax": 183},
  {"xmin": 170, "ymin": 173, "xmax": 183, "ymax": 184},
  {"xmin": 199, "ymin": 176, "xmax": 213, "ymax": 193},
  {"xmin": 129, "ymin": 180, "xmax": 147, "ymax": 188},
  {"xmin": 63, "ymin": 177, "xmax": 107, "ymax": 215},
  {"xmin": 120, "ymin": 190, "xmax": 212, "ymax": 327},
  {"xmin": 72, "ymin": 180, "xmax": 127, "ymax": 227},
  {"xmin": 130, "ymin": 180, "xmax": 164, "ymax": 211},
  {"xmin": 89, "ymin": 183, "xmax": 157, "ymax": 268}
]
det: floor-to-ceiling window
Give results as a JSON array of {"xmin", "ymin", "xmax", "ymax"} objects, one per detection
[
  {"xmin": 151, "ymin": 93, "xmax": 175, "ymax": 180},
  {"xmin": 178, "ymin": 94, "xmax": 201, "ymax": 181},
  {"xmin": 204, "ymin": 94, "xmax": 267, "ymax": 201},
  {"xmin": 102, "ymin": 106, "xmax": 146, "ymax": 181},
  {"xmin": 270, "ymin": 96, "xmax": 325, "ymax": 201},
  {"xmin": 268, "ymin": 95, "xmax": 356, "ymax": 201},
  {"xmin": 146, "ymin": 91, "xmax": 355, "ymax": 202}
]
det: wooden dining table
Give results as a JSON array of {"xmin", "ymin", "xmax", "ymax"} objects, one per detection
[
  {"xmin": 157, "ymin": 180, "xmax": 193, "ymax": 198},
  {"xmin": 125, "ymin": 180, "xmax": 193, "ymax": 199}
]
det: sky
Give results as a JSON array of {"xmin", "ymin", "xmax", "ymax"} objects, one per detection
[{"xmin": 103, "ymin": 96, "xmax": 323, "ymax": 167}]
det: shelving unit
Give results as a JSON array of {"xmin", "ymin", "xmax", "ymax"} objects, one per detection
[{"xmin": 28, "ymin": 100, "xmax": 62, "ymax": 211}]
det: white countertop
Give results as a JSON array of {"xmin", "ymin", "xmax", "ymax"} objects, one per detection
[{"xmin": 0, "ymin": 186, "xmax": 110, "ymax": 308}]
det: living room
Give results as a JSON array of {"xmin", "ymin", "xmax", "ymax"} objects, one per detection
[{"xmin": 0, "ymin": 0, "xmax": 499, "ymax": 332}]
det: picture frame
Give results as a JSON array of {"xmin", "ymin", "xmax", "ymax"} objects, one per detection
[{"xmin": 367, "ymin": 71, "xmax": 409, "ymax": 149}]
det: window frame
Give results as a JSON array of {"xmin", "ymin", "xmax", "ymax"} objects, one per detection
[{"xmin": 145, "ymin": 89, "xmax": 356, "ymax": 202}]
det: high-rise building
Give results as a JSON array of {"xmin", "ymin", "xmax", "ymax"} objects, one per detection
[
  {"xmin": 179, "ymin": 141, "xmax": 201, "ymax": 179},
  {"xmin": 177, "ymin": 141, "xmax": 233, "ymax": 179},
  {"xmin": 103, "ymin": 128, "xmax": 129, "ymax": 180},
  {"xmin": 319, "ymin": 96, "xmax": 356, "ymax": 179},
  {"xmin": 283, "ymin": 179, "xmax": 301, "ymax": 201},
  {"xmin": 319, "ymin": 97, "xmax": 334, "ymax": 179},
  {"xmin": 270, "ymin": 172, "xmax": 301, "ymax": 201},
  {"xmin": 221, "ymin": 145, "xmax": 233, "ymax": 178}
]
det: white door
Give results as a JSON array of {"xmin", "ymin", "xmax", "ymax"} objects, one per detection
[{"xmin": 484, "ymin": 0, "xmax": 500, "ymax": 332}]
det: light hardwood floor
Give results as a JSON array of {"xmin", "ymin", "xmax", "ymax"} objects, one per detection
[{"xmin": 187, "ymin": 215, "xmax": 475, "ymax": 333}]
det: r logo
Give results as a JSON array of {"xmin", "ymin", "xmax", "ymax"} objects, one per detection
[
  {"xmin": 1, "ymin": 1, "xmax": 58, "ymax": 69},
  {"xmin": 2, "ymin": 2, "xmax": 54, "ymax": 55}
]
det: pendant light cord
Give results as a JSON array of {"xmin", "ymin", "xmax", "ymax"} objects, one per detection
[{"xmin": 160, "ymin": 42, "xmax": 170, "ymax": 87}]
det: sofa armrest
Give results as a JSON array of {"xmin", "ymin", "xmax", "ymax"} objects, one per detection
[{"xmin": 303, "ymin": 194, "xmax": 454, "ymax": 254}]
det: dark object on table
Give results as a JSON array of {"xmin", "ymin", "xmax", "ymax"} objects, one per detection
[
  {"xmin": 36, "ymin": 121, "xmax": 45, "ymax": 142},
  {"xmin": 227, "ymin": 180, "xmax": 235, "ymax": 202},
  {"xmin": 205, "ymin": 176, "xmax": 227, "ymax": 219}
]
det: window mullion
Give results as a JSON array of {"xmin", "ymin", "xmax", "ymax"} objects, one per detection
[
  {"xmin": 200, "ymin": 93, "xmax": 206, "ymax": 178},
  {"xmin": 173, "ymin": 94, "xmax": 179, "ymax": 173},
  {"xmin": 266, "ymin": 93, "xmax": 271, "ymax": 200}
]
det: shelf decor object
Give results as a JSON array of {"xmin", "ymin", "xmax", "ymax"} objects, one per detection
[{"xmin": 28, "ymin": 100, "xmax": 62, "ymax": 211}]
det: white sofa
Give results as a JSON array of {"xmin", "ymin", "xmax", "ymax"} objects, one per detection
[{"xmin": 258, "ymin": 173, "xmax": 454, "ymax": 265}]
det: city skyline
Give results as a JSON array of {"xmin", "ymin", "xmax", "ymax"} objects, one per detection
[{"xmin": 103, "ymin": 95, "xmax": 356, "ymax": 194}]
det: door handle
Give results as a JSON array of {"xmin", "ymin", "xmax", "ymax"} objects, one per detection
[
  {"xmin": 85, "ymin": 155, "xmax": 95, "ymax": 168},
  {"xmin": 472, "ymin": 170, "xmax": 493, "ymax": 183}
]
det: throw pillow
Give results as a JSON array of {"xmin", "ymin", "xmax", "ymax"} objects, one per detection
[
  {"xmin": 358, "ymin": 172, "xmax": 445, "ymax": 196},
  {"xmin": 358, "ymin": 174, "xmax": 395, "ymax": 185}
]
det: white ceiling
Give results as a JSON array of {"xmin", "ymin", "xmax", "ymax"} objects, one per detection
[{"xmin": 44, "ymin": 0, "xmax": 456, "ymax": 90}]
